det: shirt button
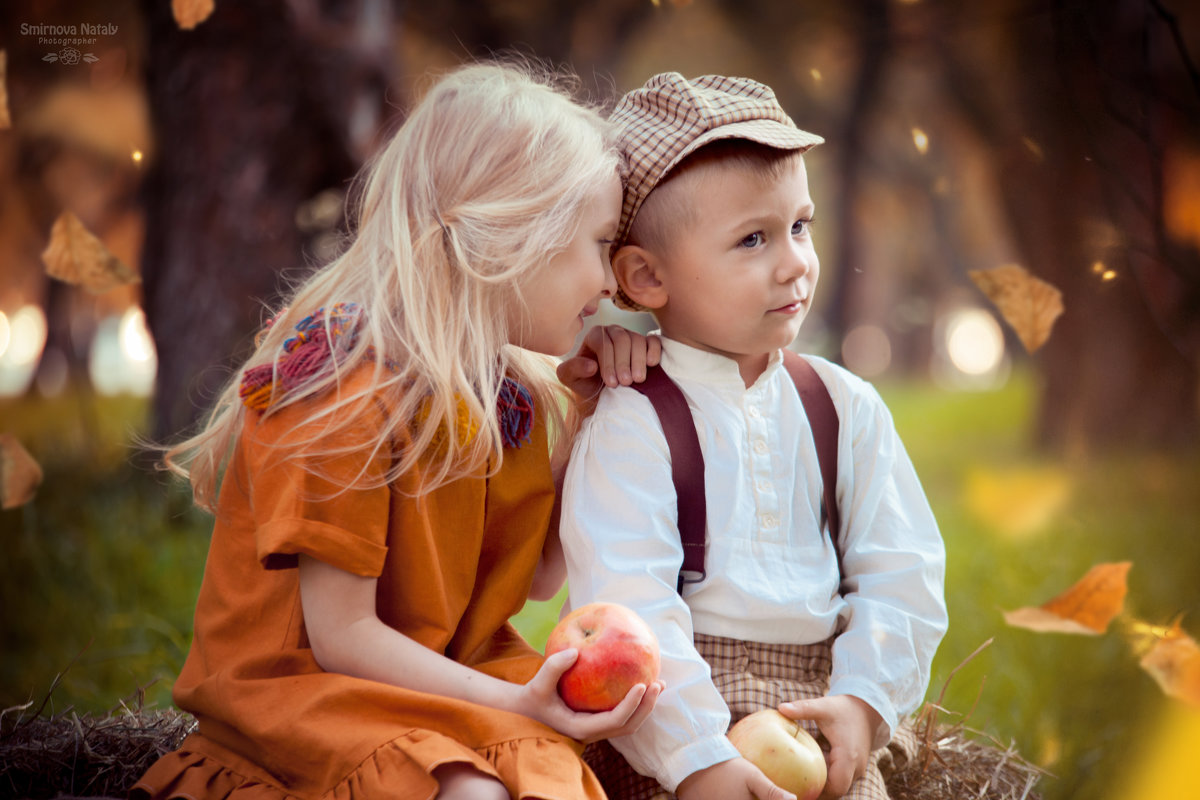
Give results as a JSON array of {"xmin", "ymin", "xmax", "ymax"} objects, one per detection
[
  {"xmin": 754, "ymin": 440, "xmax": 768, "ymax": 454},
  {"xmin": 748, "ymin": 406, "xmax": 761, "ymax": 418},
  {"xmin": 757, "ymin": 479, "xmax": 770, "ymax": 492},
  {"xmin": 761, "ymin": 514, "xmax": 778, "ymax": 528}
]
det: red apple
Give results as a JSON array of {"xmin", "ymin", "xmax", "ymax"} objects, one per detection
[
  {"xmin": 545, "ymin": 602, "xmax": 661, "ymax": 712},
  {"xmin": 727, "ymin": 709, "xmax": 827, "ymax": 800}
]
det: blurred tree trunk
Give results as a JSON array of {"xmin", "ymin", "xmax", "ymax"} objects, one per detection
[
  {"xmin": 140, "ymin": 0, "xmax": 395, "ymax": 440},
  {"xmin": 940, "ymin": 0, "xmax": 1200, "ymax": 453},
  {"xmin": 824, "ymin": 0, "xmax": 893, "ymax": 344}
]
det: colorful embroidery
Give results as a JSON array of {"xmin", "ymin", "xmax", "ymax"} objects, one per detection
[
  {"xmin": 239, "ymin": 305, "xmax": 533, "ymax": 448},
  {"xmin": 498, "ymin": 377, "xmax": 534, "ymax": 448},
  {"xmin": 239, "ymin": 303, "xmax": 364, "ymax": 411}
]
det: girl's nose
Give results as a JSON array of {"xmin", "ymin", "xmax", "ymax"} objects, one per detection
[{"xmin": 600, "ymin": 254, "xmax": 618, "ymax": 297}]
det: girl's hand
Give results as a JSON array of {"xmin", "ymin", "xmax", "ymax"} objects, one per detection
[
  {"xmin": 778, "ymin": 696, "xmax": 882, "ymax": 799},
  {"xmin": 513, "ymin": 648, "xmax": 664, "ymax": 743},
  {"xmin": 557, "ymin": 325, "xmax": 662, "ymax": 399}
]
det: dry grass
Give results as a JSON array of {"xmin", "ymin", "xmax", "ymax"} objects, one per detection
[
  {"xmin": 0, "ymin": 706, "xmax": 1046, "ymax": 800},
  {"xmin": 0, "ymin": 700, "xmax": 195, "ymax": 799},
  {"xmin": 887, "ymin": 715, "xmax": 1047, "ymax": 800},
  {"xmin": 0, "ymin": 639, "xmax": 1044, "ymax": 799},
  {"xmin": 885, "ymin": 637, "xmax": 1048, "ymax": 800}
]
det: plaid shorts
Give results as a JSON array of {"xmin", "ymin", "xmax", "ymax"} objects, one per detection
[{"xmin": 584, "ymin": 633, "xmax": 916, "ymax": 800}]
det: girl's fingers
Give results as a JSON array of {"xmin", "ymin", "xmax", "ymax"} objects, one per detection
[
  {"xmin": 591, "ymin": 679, "xmax": 664, "ymax": 741},
  {"xmin": 645, "ymin": 333, "xmax": 663, "ymax": 370},
  {"xmin": 596, "ymin": 326, "xmax": 626, "ymax": 386},
  {"xmin": 535, "ymin": 648, "xmax": 579, "ymax": 685},
  {"xmin": 575, "ymin": 683, "xmax": 647, "ymax": 742}
]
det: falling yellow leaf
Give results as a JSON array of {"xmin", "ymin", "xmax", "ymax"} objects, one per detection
[
  {"xmin": 0, "ymin": 50, "xmax": 11, "ymax": 130},
  {"xmin": 1139, "ymin": 619, "xmax": 1200, "ymax": 708},
  {"xmin": 173, "ymin": 0, "xmax": 215, "ymax": 30},
  {"xmin": 1003, "ymin": 561, "xmax": 1132, "ymax": 635},
  {"xmin": 0, "ymin": 434, "xmax": 43, "ymax": 510},
  {"xmin": 41, "ymin": 211, "xmax": 139, "ymax": 294},
  {"xmin": 964, "ymin": 465, "xmax": 1072, "ymax": 538},
  {"xmin": 968, "ymin": 264, "xmax": 1063, "ymax": 353}
]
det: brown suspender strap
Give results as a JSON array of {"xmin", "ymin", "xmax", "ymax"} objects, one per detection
[
  {"xmin": 633, "ymin": 353, "xmax": 841, "ymax": 594},
  {"xmin": 781, "ymin": 350, "xmax": 842, "ymax": 543},
  {"xmin": 631, "ymin": 367, "xmax": 708, "ymax": 593}
]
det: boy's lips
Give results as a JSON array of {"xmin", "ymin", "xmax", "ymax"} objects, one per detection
[{"xmin": 769, "ymin": 298, "xmax": 807, "ymax": 314}]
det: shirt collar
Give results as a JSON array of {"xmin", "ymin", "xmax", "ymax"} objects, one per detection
[{"xmin": 656, "ymin": 334, "xmax": 784, "ymax": 392}]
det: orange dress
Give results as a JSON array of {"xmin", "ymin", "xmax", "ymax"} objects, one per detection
[{"xmin": 133, "ymin": 376, "xmax": 604, "ymax": 800}]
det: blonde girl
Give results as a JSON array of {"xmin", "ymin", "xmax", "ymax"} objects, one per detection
[{"xmin": 133, "ymin": 62, "xmax": 663, "ymax": 800}]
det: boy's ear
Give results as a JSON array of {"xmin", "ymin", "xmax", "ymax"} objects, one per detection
[{"xmin": 611, "ymin": 245, "xmax": 667, "ymax": 310}]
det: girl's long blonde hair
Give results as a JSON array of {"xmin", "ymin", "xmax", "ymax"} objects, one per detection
[{"xmin": 166, "ymin": 61, "xmax": 620, "ymax": 510}]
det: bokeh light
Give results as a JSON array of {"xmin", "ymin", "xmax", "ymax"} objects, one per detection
[
  {"xmin": 88, "ymin": 305, "xmax": 157, "ymax": 397},
  {"xmin": 841, "ymin": 324, "xmax": 892, "ymax": 378},
  {"xmin": 912, "ymin": 127, "xmax": 929, "ymax": 155},
  {"xmin": 933, "ymin": 306, "xmax": 1010, "ymax": 390},
  {"xmin": 0, "ymin": 305, "xmax": 48, "ymax": 397},
  {"xmin": 946, "ymin": 308, "xmax": 1005, "ymax": 375}
]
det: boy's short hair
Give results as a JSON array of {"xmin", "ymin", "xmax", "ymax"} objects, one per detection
[
  {"xmin": 609, "ymin": 72, "xmax": 823, "ymax": 310},
  {"xmin": 626, "ymin": 139, "xmax": 805, "ymax": 257}
]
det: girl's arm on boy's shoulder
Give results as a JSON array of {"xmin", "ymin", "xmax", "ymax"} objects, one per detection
[
  {"xmin": 533, "ymin": 324, "xmax": 660, "ymax": 600},
  {"xmin": 556, "ymin": 324, "xmax": 661, "ymax": 409},
  {"xmin": 297, "ymin": 554, "xmax": 662, "ymax": 741}
]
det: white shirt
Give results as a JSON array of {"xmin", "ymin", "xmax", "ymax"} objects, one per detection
[{"xmin": 559, "ymin": 338, "xmax": 948, "ymax": 791}]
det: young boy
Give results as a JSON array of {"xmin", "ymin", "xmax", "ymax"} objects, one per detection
[{"xmin": 559, "ymin": 73, "xmax": 948, "ymax": 800}]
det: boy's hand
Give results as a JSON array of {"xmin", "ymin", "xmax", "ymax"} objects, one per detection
[
  {"xmin": 557, "ymin": 325, "xmax": 662, "ymax": 400},
  {"xmin": 513, "ymin": 647, "xmax": 665, "ymax": 744},
  {"xmin": 778, "ymin": 696, "xmax": 882, "ymax": 799},
  {"xmin": 676, "ymin": 757, "xmax": 796, "ymax": 800}
]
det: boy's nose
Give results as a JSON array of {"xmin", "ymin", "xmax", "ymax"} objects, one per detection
[{"xmin": 778, "ymin": 241, "xmax": 814, "ymax": 282}]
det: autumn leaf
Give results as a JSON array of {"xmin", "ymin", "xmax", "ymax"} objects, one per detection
[
  {"xmin": 968, "ymin": 264, "xmax": 1063, "ymax": 353},
  {"xmin": 0, "ymin": 50, "xmax": 11, "ymax": 130},
  {"xmin": 41, "ymin": 211, "xmax": 140, "ymax": 294},
  {"xmin": 1003, "ymin": 561, "xmax": 1132, "ymax": 635},
  {"xmin": 0, "ymin": 434, "xmax": 43, "ymax": 510},
  {"xmin": 173, "ymin": 0, "xmax": 215, "ymax": 30},
  {"xmin": 1138, "ymin": 619, "xmax": 1200, "ymax": 708}
]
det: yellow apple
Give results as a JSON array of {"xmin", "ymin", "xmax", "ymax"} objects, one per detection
[{"xmin": 727, "ymin": 709, "xmax": 827, "ymax": 800}]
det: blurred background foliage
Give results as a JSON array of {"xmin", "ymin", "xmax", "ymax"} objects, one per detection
[{"xmin": 2, "ymin": 1, "xmax": 1200, "ymax": 799}]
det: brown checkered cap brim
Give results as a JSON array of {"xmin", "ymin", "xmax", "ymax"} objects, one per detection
[{"xmin": 609, "ymin": 72, "xmax": 824, "ymax": 310}]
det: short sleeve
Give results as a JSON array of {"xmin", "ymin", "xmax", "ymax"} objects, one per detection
[{"xmin": 239, "ymin": 387, "xmax": 393, "ymax": 577}]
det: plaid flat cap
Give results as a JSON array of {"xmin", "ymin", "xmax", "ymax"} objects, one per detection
[{"xmin": 611, "ymin": 72, "xmax": 824, "ymax": 250}]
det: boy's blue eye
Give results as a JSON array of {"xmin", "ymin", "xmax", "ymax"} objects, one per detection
[
  {"xmin": 739, "ymin": 232, "xmax": 764, "ymax": 248},
  {"xmin": 793, "ymin": 217, "xmax": 814, "ymax": 236}
]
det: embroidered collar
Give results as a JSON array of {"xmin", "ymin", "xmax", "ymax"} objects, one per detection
[{"xmin": 238, "ymin": 304, "xmax": 534, "ymax": 448}]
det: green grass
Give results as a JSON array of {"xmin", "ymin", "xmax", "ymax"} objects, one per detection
[
  {"xmin": 0, "ymin": 389, "xmax": 209, "ymax": 713},
  {"xmin": 5, "ymin": 374, "xmax": 1198, "ymax": 800}
]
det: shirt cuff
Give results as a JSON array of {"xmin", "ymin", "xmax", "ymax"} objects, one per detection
[
  {"xmin": 256, "ymin": 517, "xmax": 388, "ymax": 576},
  {"xmin": 827, "ymin": 676, "xmax": 898, "ymax": 751},
  {"xmin": 659, "ymin": 735, "xmax": 742, "ymax": 793}
]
